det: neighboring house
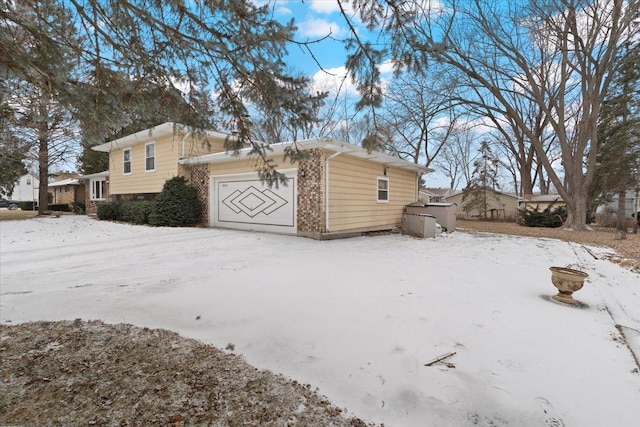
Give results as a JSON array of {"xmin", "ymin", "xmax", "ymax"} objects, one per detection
[
  {"xmin": 595, "ymin": 189, "xmax": 639, "ymax": 227},
  {"xmin": 419, "ymin": 187, "xmax": 453, "ymax": 203},
  {"xmin": 79, "ymin": 171, "xmax": 110, "ymax": 215},
  {"xmin": 9, "ymin": 173, "xmax": 39, "ymax": 204},
  {"xmin": 596, "ymin": 189, "xmax": 639, "ymax": 219},
  {"xmin": 444, "ymin": 189, "xmax": 521, "ymax": 220},
  {"xmin": 518, "ymin": 194, "xmax": 565, "ymax": 212},
  {"xmin": 93, "ymin": 122, "xmax": 429, "ymax": 239},
  {"xmin": 48, "ymin": 173, "xmax": 85, "ymax": 206}
]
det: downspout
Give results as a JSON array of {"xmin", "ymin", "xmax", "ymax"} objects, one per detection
[
  {"xmin": 325, "ymin": 151, "xmax": 343, "ymax": 233},
  {"xmin": 180, "ymin": 131, "xmax": 192, "ymax": 159}
]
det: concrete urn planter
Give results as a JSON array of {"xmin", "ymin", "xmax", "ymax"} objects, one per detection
[{"xmin": 550, "ymin": 266, "xmax": 588, "ymax": 305}]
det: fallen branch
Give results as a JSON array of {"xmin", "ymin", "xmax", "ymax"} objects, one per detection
[
  {"xmin": 582, "ymin": 246, "xmax": 599, "ymax": 260},
  {"xmin": 424, "ymin": 351, "xmax": 456, "ymax": 367}
]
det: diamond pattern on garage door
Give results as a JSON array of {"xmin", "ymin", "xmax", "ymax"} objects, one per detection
[
  {"xmin": 215, "ymin": 176, "xmax": 295, "ymax": 229},
  {"xmin": 222, "ymin": 186, "xmax": 288, "ymax": 218}
]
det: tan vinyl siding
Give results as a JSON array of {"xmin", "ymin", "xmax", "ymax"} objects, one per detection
[
  {"xmin": 109, "ymin": 133, "xmax": 227, "ymax": 195},
  {"xmin": 327, "ymin": 153, "xmax": 418, "ymax": 233},
  {"xmin": 182, "ymin": 135, "xmax": 227, "ymax": 159},
  {"xmin": 208, "ymin": 154, "xmax": 291, "ymax": 176}
]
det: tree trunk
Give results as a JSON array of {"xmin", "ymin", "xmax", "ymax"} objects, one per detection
[
  {"xmin": 562, "ymin": 185, "xmax": 590, "ymax": 231},
  {"xmin": 520, "ymin": 166, "xmax": 533, "ymax": 198},
  {"xmin": 564, "ymin": 193, "xmax": 590, "ymax": 230},
  {"xmin": 37, "ymin": 122, "xmax": 49, "ymax": 215},
  {"xmin": 616, "ymin": 190, "xmax": 627, "ymax": 240},
  {"xmin": 633, "ymin": 188, "xmax": 639, "ymax": 234},
  {"xmin": 538, "ymin": 163, "xmax": 548, "ymax": 194}
]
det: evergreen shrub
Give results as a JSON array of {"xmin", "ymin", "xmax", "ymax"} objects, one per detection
[
  {"xmin": 119, "ymin": 201, "xmax": 155, "ymax": 224},
  {"xmin": 72, "ymin": 202, "xmax": 86, "ymax": 214},
  {"xmin": 96, "ymin": 202, "xmax": 120, "ymax": 220},
  {"xmin": 49, "ymin": 203, "xmax": 72, "ymax": 212},
  {"xmin": 519, "ymin": 204, "xmax": 567, "ymax": 228},
  {"xmin": 149, "ymin": 176, "xmax": 201, "ymax": 227},
  {"xmin": 18, "ymin": 201, "xmax": 36, "ymax": 210}
]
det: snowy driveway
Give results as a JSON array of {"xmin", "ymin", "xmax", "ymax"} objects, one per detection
[{"xmin": 1, "ymin": 216, "xmax": 639, "ymax": 426}]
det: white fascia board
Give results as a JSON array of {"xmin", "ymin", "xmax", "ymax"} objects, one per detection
[
  {"xmin": 92, "ymin": 122, "xmax": 177, "ymax": 152},
  {"xmin": 180, "ymin": 137, "xmax": 430, "ymax": 174},
  {"xmin": 48, "ymin": 178, "xmax": 81, "ymax": 187},
  {"xmin": 78, "ymin": 171, "xmax": 109, "ymax": 180},
  {"xmin": 91, "ymin": 123, "xmax": 233, "ymax": 153}
]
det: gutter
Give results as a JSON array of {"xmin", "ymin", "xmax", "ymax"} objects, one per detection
[{"xmin": 325, "ymin": 151, "xmax": 343, "ymax": 233}]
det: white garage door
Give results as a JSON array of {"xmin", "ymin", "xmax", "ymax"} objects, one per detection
[{"xmin": 210, "ymin": 170, "xmax": 297, "ymax": 234}]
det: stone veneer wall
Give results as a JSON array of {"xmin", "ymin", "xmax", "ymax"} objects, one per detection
[
  {"xmin": 84, "ymin": 183, "xmax": 110, "ymax": 215},
  {"xmin": 190, "ymin": 164, "xmax": 210, "ymax": 225},
  {"xmin": 297, "ymin": 148, "xmax": 324, "ymax": 236}
]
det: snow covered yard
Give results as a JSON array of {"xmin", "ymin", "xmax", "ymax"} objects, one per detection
[{"xmin": 1, "ymin": 216, "xmax": 639, "ymax": 426}]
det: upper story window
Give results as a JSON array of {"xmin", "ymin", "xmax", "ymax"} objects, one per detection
[
  {"xmin": 123, "ymin": 148, "xmax": 132, "ymax": 175},
  {"xmin": 377, "ymin": 177, "xmax": 389, "ymax": 203},
  {"xmin": 145, "ymin": 142, "xmax": 156, "ymax": 172},
  {"xmin": 26, "ymin": 177, "xmax": 31, "ymax": 185},
  {"xmin": 90, "ymin": 178, "xmax": 106, "ymax": 201}
]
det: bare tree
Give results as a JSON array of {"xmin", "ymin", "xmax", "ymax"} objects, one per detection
[
  {"xmin": 339, "ymin": 0, "xmax": 640, "ymax": 229},
  {"xmin": 434, "ymin": 123, "xmax": 480, "ymax": 190},
  {"xmin": 469, "ymin": 98, "xmax": 560, "ymax": 197},
  {"xmin": 379, "ymin": 70, "xmax": 460, "ymax": 167}
]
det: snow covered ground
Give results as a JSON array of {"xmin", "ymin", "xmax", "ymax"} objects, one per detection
[{"xmin": 1, "ymin": 216, "xmax": 639, "ymax": 426}]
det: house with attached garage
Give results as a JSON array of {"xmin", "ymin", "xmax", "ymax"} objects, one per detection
[
  {"xmin": 93, "ymin": 122, "xmax": 429, "ymax": 239},
  {"xmin": 444, "ymin": 189, "xmax": 521, "ymax": 220}
]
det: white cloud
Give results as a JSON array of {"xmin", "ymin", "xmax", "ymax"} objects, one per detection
[
  {"xmin": 297, "ymin": 18, "xmax": 344, "ymax": 38},
  {"xmin": 310, "ymin": 66, "xmax": 358, "ymax": 98},
  {"xmin": 308, "ymin": 0, "xmax": 343, "ymax": 15},
  {"xmin": 276, "ymin": 6, "xmax": 292, "ymax": 15},
  {"xmin": 170, "ymin": 76, "xmax": 192, "ymax": 96},
  {"xmin": 309, "ymin": 62, "xmax": 398, "ymax": 105},
  {"xmin": 379, "ymin": 60, "xmax": 395, "ymax": 75},
  {"xmin": 249, "ymin": 0, "xmax": 269, "ymax": 7}
]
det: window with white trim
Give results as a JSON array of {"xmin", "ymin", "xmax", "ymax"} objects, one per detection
[
  {"xmin": 377, "ymin": 177, "xmax": 389, "ymax": 203},
  {"xmin": 123, "ymin": 148, "xmax": 132, "ymax": 175},
  {"xmin": 145, "ymin": 142, "xmax": 156, "ymax": 172},
  {"xmin": 90, "ymin": 178, "xmax": 107, "ymax": 201}
]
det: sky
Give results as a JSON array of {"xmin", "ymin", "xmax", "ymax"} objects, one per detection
[
  {"xmin": 2, "ymin": 216, "xmax": 639, "ymax": 426},
  {"xmin": 261, "ymin": 0, "xmax": 390, "ymax": 101},
  {"xmin": 269, "ymin": 0, "xmax": 360, "ymax": 73},
  {"xmin": 259, "ymin": 1, "xmax": 456, "ymax": 189},
  {"xmin": 253, "ymin": 0, "xmax": 572, "ymax": 192}
]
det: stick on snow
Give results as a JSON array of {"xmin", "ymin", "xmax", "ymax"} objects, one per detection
[{"xmin": 424, "ymin": 351, "xmax": 456, "ymax": 367}]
